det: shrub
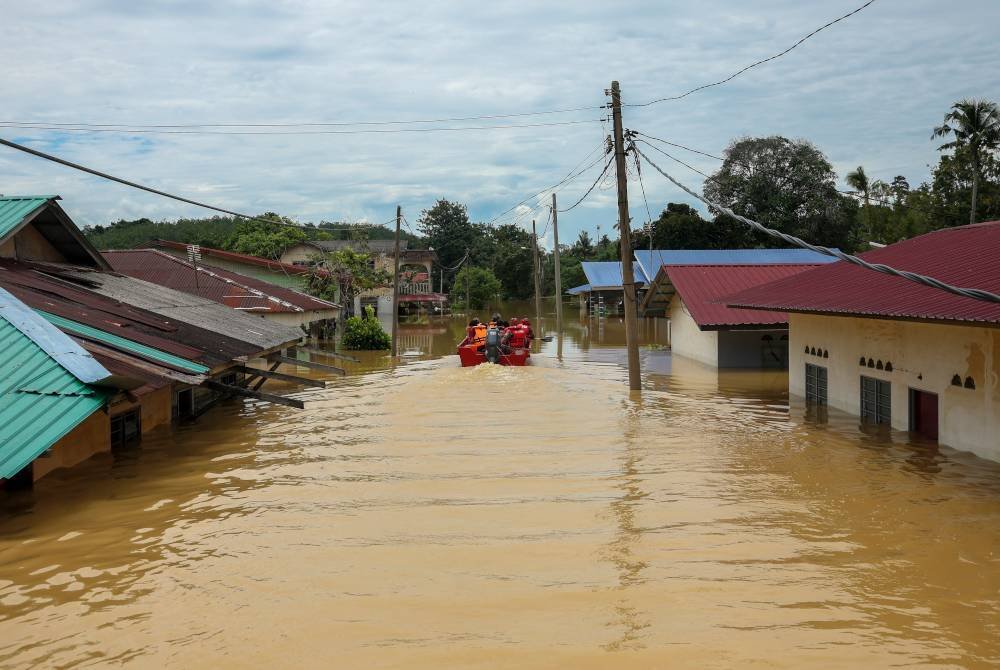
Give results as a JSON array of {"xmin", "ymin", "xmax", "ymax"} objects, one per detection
[{"xmin": 342, "ymin": 306, "xmax": 391, "ymax": 350}]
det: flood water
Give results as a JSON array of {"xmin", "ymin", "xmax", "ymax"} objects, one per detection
[{"xmin": 2, "ymin": 301, "xmax": 1000, "ymax": 668}]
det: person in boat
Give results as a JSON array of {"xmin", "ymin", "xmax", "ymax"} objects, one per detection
[
  {"xmin": 501, "ymin": 317, "xmax": 519, "ymax": 347},
  {"xmin": 507, "ymin": 318, "xmax": 529, "ymax": 349},
  {"xmin": 520, "ymin": 318, "xmax": 535, "ymax": 342},
  {"xmin": 459, "ymin": 319, "xmax": 480, "ymax": 347}
]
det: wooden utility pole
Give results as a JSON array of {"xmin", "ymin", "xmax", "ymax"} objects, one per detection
[
  {"xmin": 464, "ymin": 248, "xmax": 470, "ymax": 314},
  {"xmin": 532, "ymin": 219, "xmax": 542, "ymax": 322},
  {"xmin": 611, "ymin": 80, "xmax": 641, "ymax": 391},
  {"xmin": 551, "ymin": 193, "xmax": 563, "ymax": 331},
  {"xmin": 391, "ymin": 205, "xmax": 401, "ymax": 357}
]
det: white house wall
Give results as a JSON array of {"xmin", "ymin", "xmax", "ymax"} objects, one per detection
[
  {"xmin": 789, "ymin": 313, "xmax": 1000, "ymax": 462},
  {"xmin": 668, "ymin": 295, "xmax": 718, "ymax": 367}
]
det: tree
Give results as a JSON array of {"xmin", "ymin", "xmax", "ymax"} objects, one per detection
[
  {"xmin": 417, "ymin": 200, "xmax": 478, "ymax": 291},
  {"xmin": 629, "ymin": 202, "xmax": 754, "ymax": 250},
  {"xmin": 304, "ymin": 248, "xmax": 391, "ymax": 320},
  {"xmin": 225, "ymin": 214, "xmax": 307, "ymax": 258},
  {"xmin": 846, "ymin": 166, "xmax": 872, "ymax": 238},
  {"xmin": 704, "ymin": 136, "xmax": 860, "ymax": 251},
  {"xmin": 342, "ymin": 305, "xmax": 391, "ymax": 350},
  {"xmin": 450, "ymin": 266, "xmax": 502, "ymax": 310},
  {"xmin": 932, "ymin": 98, "xmax": 1000, "ymax": 224},
  {"xmin": 571, "ymin": 230, "xmax": 594, "ymax": 257},
  {"xmin": 487, "ymin": 224, "xmax": 535, "ymax": 300}
]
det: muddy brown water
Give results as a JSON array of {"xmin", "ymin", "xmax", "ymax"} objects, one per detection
[{"xmin": 2, "ymin": 303, "xmax": 999, "ymax": 668}]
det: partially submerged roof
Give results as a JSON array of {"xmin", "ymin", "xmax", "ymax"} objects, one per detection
[
  {"xmin": 726, "ymin": 222, "xmax": 1000, "ymax": 326},
  {"xmin": 580, "ymin": 262, "xmax": 646, "ymax": 290},
  {"xmin": 0, "ymin": 287, "xmax": 111, "ymax": 479},
  {"xmin": 633, "ymin": 248, "xmax": 838, "ymax": 283},
  {"xmin": 103, "ymin": 249, "xmax": 340, "ymax": 314},
  {"xmin": 657, "ymin": 264, "xmax": 822, "ymax": 330},
  {"xmin": 0, "ymin": 196, "xmax": 111, "ymax": 269}
]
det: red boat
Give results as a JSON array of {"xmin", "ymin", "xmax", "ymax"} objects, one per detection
[{"xmin": 457, "ymin": 318, "xmax": 533, "ymax": 367}]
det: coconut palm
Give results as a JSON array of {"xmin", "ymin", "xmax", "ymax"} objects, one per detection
[
  {"xmin": 932, "ymin": 98, "xmax": 1000, "ymax": 225},
  {"xmin": 846, "ymin": 165, "xmax": 871, "ymax": 237}
]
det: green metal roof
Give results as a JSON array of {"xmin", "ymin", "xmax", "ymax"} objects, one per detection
[
  {"xmin": 37, "ymin": 310, "xmax": 211, "ymax": 375},
  {"xmin": 0, "ymin": 312, "xmax": 108, "ymax": 479},
  {"xmin": 0, "ymin": 196, "xmax": 57, "ymax": 240}
]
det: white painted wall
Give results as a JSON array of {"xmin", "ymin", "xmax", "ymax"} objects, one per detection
[
  {"xmin": 789, "ymin": 313, "xmax": 1000, "ymax": 462},
  {"xmin": 668, "ymin": 295, "xmax": 718, "ymax": 367}
]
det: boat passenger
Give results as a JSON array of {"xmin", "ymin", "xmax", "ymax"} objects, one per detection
[
  {"xmin": 520, "ymin": 318, "xmax": 535, "ymax": 342},
  {"xmin": 459, "ymin": 319, "xmax": 481, "ymax": 347}
]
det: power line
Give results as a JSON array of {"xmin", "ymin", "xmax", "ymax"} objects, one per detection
[
  {"xmin": 632, "ymin": 144, "xmax": 1000, "ymax": 304},
  {"xmin": 557, "ymin": 157, "xmax": 614, "ymax": 213},
  {"xmin": 0, "ymin": 119, "xmax": 602, "ymax": 136},
  {"xmin": 626, "ymin": 0, "xmax": 880, "ymax": 108},
  {"xmin": 0, "ymin": 135, "xmax": 351, "ymax": 230},
  {"xmin": 0, "ymin": 105, "xmax": 606, "ymax": 130}
]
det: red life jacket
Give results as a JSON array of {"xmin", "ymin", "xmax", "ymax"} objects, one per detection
[{"xmin": 510, "ymin": 324, "xmax": 528, "ymax": 348}]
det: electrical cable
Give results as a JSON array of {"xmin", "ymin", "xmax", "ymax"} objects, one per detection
[
  {"xmin": 0, "ymin": 105, "xmax": 606, "ymax": 130},
  {"xmin": 627, "ymin": 0, "xmax": 879, "ymax": 108},
  {"xmin": 558, "ymin": 157, "xmax": 614, "ymax": 213},
  {"xmin": 632, "ymin": 143, "xmax": 1000, "ymax": 304},
  {"xmin": 0, "ymin": 119, "xmax": 602, "ymax": 136}
]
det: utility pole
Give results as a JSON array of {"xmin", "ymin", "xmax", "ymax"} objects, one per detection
[
  {"xmin": 391, "ymin": 205, "xmax": 402, "ymax": 357},
  {"xmin": 551, "ymin": 193, "xmax": 563, "ymax": 331},
  {"xmin": 532, "ymin": 219, "xmax": 542, "ymax": 323},
  {"xmin": 464, "ymin": 248, "xmax": 471, "ymax": 314},
  {"xmin": 611, "ymin": 80, "xmax": 641, "ymax": 391}
]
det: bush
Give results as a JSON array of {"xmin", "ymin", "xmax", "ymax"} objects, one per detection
[{"xmin": 342, "ymin": 306, "xmax": 391, "ymax": 350}]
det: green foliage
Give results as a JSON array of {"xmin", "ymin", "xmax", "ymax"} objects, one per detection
[
  {"xmin": 487, "ymin": 224, "xmax": 535, "ymax": 300},
  {"xmin": 342, "ymin": 306, "xmax": 390, "ymax": 350},
  {"xmin": 224, "ymin": 214, "xmax": 307, "ymax": 259},
  {"xmin": 704, "ymin": 136, "xmax": 860, "ymax": 251},
  {"xmin": 85, "ymin": 215, "xmax": 243, "ymax": 250},
  {"xmin": 418, "ymin": 200, "xmax": 480, "ymax": 291},
  {"xmin": 450, "ymin": 266, "xmax": 502, "ymax": 310},
  {"xmin": 632, "ymin": 203, "xmax": 754, "ymax": 250}
]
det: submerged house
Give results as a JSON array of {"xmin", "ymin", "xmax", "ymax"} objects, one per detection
[
  {"xmin": 102, "ymin": 249, "xmax": 340, "ymax": 337},
  {"xmin": 637, "ymin": 250, "xmax": 837, "ymax": 368},
  {"xmin": 726, "ymin": 222, "xmax": 1000, "ymax": 462},
  {"xmin": 568, "ymin": 261, "xmax": 648, "ymax": 314},
  {"xmin": 0, "ymin": 196, "xmax": 330, "ymax": 485}
]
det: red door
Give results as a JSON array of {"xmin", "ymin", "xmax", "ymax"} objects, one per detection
[{"xmin": 911, "ymin": 389, "xmax": 939, "ymax": 441}]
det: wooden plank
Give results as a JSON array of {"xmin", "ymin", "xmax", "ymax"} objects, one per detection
[
  {"xmin": 271, "ymin": 354, "xmax": 346, "ymax": 376},
  {"xmin": 239, "ymin": 365, "xmax": 326, "ymax": 388},
  {"xmin": 293, "ymin": 346, "xmax": 359, "ymax": 363},
  {"xmin": 202, "ymin": 379, "xmax": 305, "ymax": 409},
  {"xmin": 250, "ymin": 360, "xmax": 281, "ymax": 392}
]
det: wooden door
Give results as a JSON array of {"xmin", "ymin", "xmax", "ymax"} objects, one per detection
[{"xmin": 910, "ymin": 389, "xmax": 939, "ymax": 441}]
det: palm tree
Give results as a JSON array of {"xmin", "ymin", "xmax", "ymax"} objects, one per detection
[
  {"xmin": 846, "ymin": 165, "xmax": 871, "ymax": 237},
  {"xmin": 932, "ymin": 98, "xmax": 1000, "ymax": 225}
]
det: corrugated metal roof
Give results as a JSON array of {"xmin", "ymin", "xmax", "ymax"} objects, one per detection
[
  {"xmin": 663, "ymin": 264, "xmax": 822, "ymax": 329},
  {"xmin": 152, "ymin": 239, "xmax": 331, "ymax": 277},
  {"xmin": 103, "ymin": 250, "xmax": 339, "ymax": 313},
  {"xmin": 633, "ymin": 249, "xmax": 838, "ymax": 283},
  {"xmin": 0, "ymin": 305, "xmax": 107, "ymax": 479},
  {"xmin": 726, "ymin": 222, "xmax": 1000, "ymax": 325},
  {"xmin": 567, "ymin": 284, "xmax": 591, "ymax": 295},
  {"xmin": 0, "ymin": 196, "xmax": 57, "ymax": 240},
  {"xmin": 580, "ymin": 262, "xmax": 646, "ymax": 290}
]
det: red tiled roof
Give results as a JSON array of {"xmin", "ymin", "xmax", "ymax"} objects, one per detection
[
  {"xmin": 725, "ymin": 221, "xmax": 1000, "ymax": 325},
  {"xmin": 664, "ymin": 264, "xmax": 821, "ymax": 329},
  {"xmin": 150, "ymin": 239, "xmax": 331, "ymax": 277},
  {"xmin": 103, "ymin": 249, "xmax": 339, "ymax": 314}
]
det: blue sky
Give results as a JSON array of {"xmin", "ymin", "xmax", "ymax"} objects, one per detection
[{"xmin": 2, "ymin": 0, "xmax": 998, "ymax": 249}]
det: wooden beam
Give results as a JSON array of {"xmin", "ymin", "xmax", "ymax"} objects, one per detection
[
  {"xmin": 239, "ymin": 365, "xmax": 326, "ymax": 388},
  {"xmin": 270, "ymin": 354, "xmax": 346, "ymax": 376},
  {"xmin": 202, "ymin": 380, "xmax": 305, "ymax": 409},
  {"xmin": 250, "ymin": 360, "xmax": 281, "ymax": 391},
  {"xmin": 292, "ymin": 345, "xmax": 359, "ymax": 363}
]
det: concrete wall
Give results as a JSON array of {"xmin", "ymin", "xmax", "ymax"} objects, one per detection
[
  {"xmin": 156, "ymin": 247, "xmax": 309, "ymax": 290},
  {"xmin": 263, "ymin": 309, "xmax": 339, "ymax": 331},
  {"xmin": 668, "ymin": 295, "xmax": 718, "ymax": 367},
  {"xmin": 279, "ymin": 244, "xmax": 320, "ymax": 266},
  {"xmin": 789, "ymin": 313, "xmax": 1000, "ymax": 462}
]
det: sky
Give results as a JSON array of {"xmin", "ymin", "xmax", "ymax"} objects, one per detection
[{"xmin": 2, "ymin": 0, "xmax": 999, "ymax": 249}]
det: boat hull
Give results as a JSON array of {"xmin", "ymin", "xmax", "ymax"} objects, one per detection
[{"xmin": 457, "ymin": 345, "xmax": 530, "ymax": 367}]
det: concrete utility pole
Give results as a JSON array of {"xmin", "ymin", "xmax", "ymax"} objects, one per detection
[
  {"xmin": 391, "ymin": 205, "xmax": 402, "ymax": 357},
  {"xmin": 464, "ymin": 248, "xmax": 471, "ymax": 314},
  {"xmin": 611, "ymin": 80, "xmax": 642, "ymax": 391},
  {"xmin": 551, "ymin": 193, "xmax": 563, "ymax": 331},
  {"xmin": 532, "ymin": 219, "xmax": 542, "ymax": 323}
]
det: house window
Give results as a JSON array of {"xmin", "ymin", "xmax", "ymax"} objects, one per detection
[
  {"xmin": 860, "ymin": 376, "xmax": 891, "ymax": 425},
  {"xmin": 805, "ymin": 363, "xmax": 828, "ymax": 405},
  {"xmin": 110, "ymin": 408, "xmax": 141, "ymax": 450}
]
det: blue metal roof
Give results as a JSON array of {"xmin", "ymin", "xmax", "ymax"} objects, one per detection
[
  {"xmin": 633, "ymin": 249, "xmax": 840, "ymax": 282},
  {"xmin": 580, "ymin": 262, "xmax": 646, "ymax": 290},
  {"xmin": 566, "ymin": 283, "xmax": 591, "ymax": 295},
  {"xmin": 0, "ymin": 289, "xmax": 109, "ymax": 479},
  {"xmin": 0, "ymin": 196, "xmax": 58, "ymax": 240}
]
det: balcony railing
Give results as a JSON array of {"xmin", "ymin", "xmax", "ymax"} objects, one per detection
[{"xmin": 398, "ymin": 281, "xmax": 433, "ymax": 295}]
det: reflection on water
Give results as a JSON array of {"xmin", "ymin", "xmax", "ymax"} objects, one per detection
[{"xmin": 2, "ymin": 300, "xmax": 999, "ymax": 668}]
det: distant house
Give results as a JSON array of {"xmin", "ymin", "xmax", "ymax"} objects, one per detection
[
  {"xmin": 647, "ymin": 263, "xmax": 825, "ymax": 368},
  {"xmin": 568, "ymin": 261, "xmax": 648, "ymax": 314},
  {"xmin": 151, "ymin": 239, "xmax": 323, "ymax": 290},
  {"xmin": 103, "ymin": 249, "xmax": 340, "ymax": 337},
  {"xmin": 280, "ymin": 239, "xmax": 443, "ymax": 317},
  {"xmin": 726, "ymin": 222, "xmax": 1000, "ymax": 462}
]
